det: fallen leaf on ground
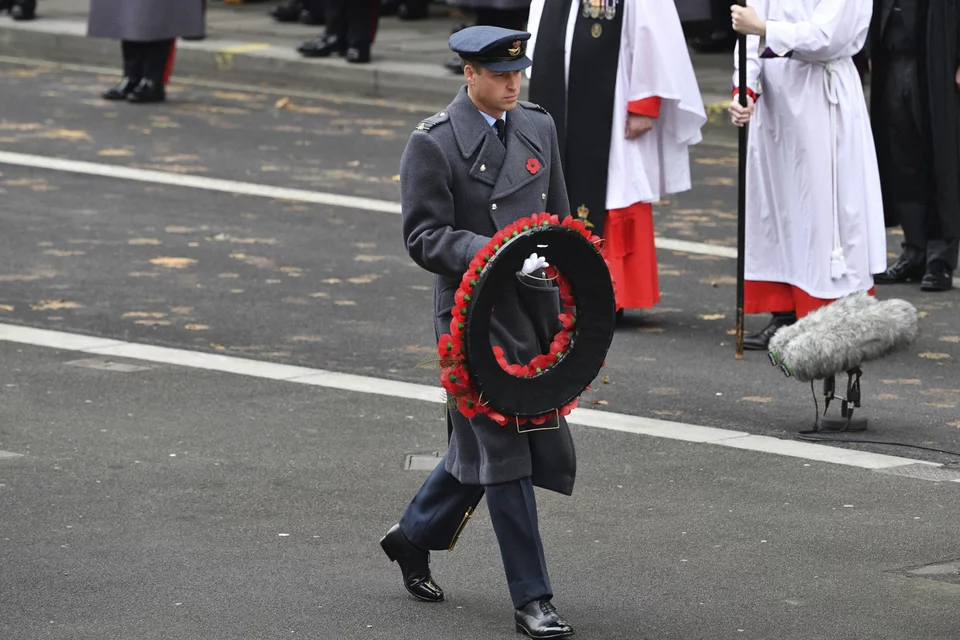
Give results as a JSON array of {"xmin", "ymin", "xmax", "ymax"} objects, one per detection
[
  {"xmin": 592, "ymin": 400, "xmax": 609, "ymax": 406},
  {"xmin": 918, "ymin": 353, "xmax": 950, "ymax": 360},
  {"xmin": 741, "ymin": 397, "xmax": 773, "ymax": 403},
  {"xmin": 334, "ymin": 300, "xmax": 357, "ymax": 306},
  {"xmin": 123, "ymin": 312, "xmax": 167, "ymax": 319},
  {"xmin": 939, "ymin": 336, "xmax": 960, "ymax": 343},
  {"xmin": 98, "ymin": 149, "xmax": 134, "ymax": 157},
  {"xmin": 128, "ymin": 238, "xmax": 162, "ymax": 245},
  {"xmin": 30, "ymin": 300, "xmax": 82, "ymax": 311},
  {"xmin": 185, "ymin": 324, "xmax": 209, "ymax": 331},
  {"xmin": 150, "ymin": 257, "xmax": 197, "ymax": 269},
  {"xmin": 699, "ymin": 314, "xmax": 726, "ymax": 321}
]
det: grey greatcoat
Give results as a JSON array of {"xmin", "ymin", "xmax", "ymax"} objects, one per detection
[
  {"xmin": 400, "ymin": 87, "xmax": 575, "ymax": 495},
  {"xmin": 88, "ymin": 0, "xmax": 205, "ymax": 41}
]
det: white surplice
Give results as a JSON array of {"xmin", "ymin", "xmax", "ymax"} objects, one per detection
[
  {"xmin": 734, "ymin": 0, "xmax": 886, "ymax": 299},
  {"xmin": 526, "ymin": 0, "xmax": 707, "ymax": 209}
]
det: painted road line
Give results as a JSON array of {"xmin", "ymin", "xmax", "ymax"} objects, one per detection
[
  {"xmin": 0, "ymin": 151, "xmax": 738, "ymax": 261},
  {"xmin": 0, "ymin": 323, "xmax": 942, "ymax": 473},
  {"xmin": 0, "ymin": 151, "xmax": 403, "ymax": 215}
]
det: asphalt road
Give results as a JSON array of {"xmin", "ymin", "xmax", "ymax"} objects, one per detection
[
  {"xmin": 2, "ymin": 58, "xmax": 960, "ymax": 640},
  {"xmin": 1, "ymin": 341, "xmax": 959, "ymax": 640},
  {"xmin": 1, "ymin": 60, "xmax": 958, "ymax": 463}
]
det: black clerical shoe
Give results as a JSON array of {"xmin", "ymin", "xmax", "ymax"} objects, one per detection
[
  {"xmin": 297, "ymin": 35, "xmax": 345, "ymax": 58},
  {"xmin": 920, "ymin": 261, "xmax": 954, "ymax": 292},
  {"xmin": 345, "ymin": 45, "xmax": 371, "ymax": 64},
  {"xmin": 380, "ymin": 524, "xmax": 444, "ymax": 602},
  {"xmin": 873, "ymin": 255, "xmax": 925, "ymax": 284},
  {"xmin": 515, "ymin": 599, "xmax": 574, "ymax": 639},
  {"xmin": 743, "ymin": 313, "xmax": 796, "ymax": 351},
  {"xmin": 102, "ymin": 77, "xmax": 140, "ymax": 101},
  {"xmin": 127, "ymin": 79, "xmax": 165, "ymax": 104}
]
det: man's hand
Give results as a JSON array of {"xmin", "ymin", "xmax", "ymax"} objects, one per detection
[
  {"xmin": 731, "ymin": 5, "xmax": 765, "ymax": 36},
  {"xmin": 521, "ymin": 252, "xmax": 549, "ymax": 275},
  {"xmin": 729, "ymin": 94, "xmax": 755, "ymax": 127},
  {"xmin": 955, "ymin": 64, "xmax": 960, "ymax": 87},
  {"xmin": 626, "ymin": 114, "xmax": 654, "ymax": 140}
]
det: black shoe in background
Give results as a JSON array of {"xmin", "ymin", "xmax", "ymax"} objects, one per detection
[
  {"xmin": 270, "ymin": 0, "xmax": 303, "ymax": 22},
  {"xmin": 345, "ymin": 45, "xmax": 371, "ymax": 63},
  {"xmin": 101, "ymin": 76, "xmax": 140, "ymax": 101},
  {"xmin": 920, "ymin": 261, "xmax": 954, "ymax": 292},
  {"xmin": 874, "ymin": 254, "xmax": 926, "ymax": 284},
  {"xmin": 297, "ymin": 35, "xmax": 345, "ymax": 58},
  {"xmin": 126, "ymin": 78, "xmax": 165, "ymax": 104},
  {"xmin": 743, "ymin": 312, "xmax": 796, "ymax": 351},
  {"xmin": 11, "ymin": 0, "xmax": 36, "ymax": 20}
]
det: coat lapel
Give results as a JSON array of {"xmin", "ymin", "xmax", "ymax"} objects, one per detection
[
  {"xmin": 449, "ymin": 88, "xmax": 504, "ymax": 187},
  {"xmin": 490, "ymin": 105, "xmax": 547, "ymax": 203}
]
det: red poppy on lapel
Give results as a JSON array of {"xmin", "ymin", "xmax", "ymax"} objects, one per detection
[{"xmin": 526, "ymin": 158, "xmax": 541, "ymax": 174}]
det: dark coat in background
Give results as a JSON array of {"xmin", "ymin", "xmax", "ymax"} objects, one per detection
[
  {"xmin": 868, "ymin": 0, "xmax": 960, "ymax": 238},
  {"xmin": 88, "ymin": 0, "xmax": 205, "ymax": 41}
]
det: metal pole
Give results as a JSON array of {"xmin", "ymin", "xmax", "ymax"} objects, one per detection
[{"xmin": 735, "ymin": 2, "xmax": 748, "ymax": 360}]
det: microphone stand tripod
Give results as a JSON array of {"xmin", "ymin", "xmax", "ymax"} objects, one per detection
[{"xmin": 803, "ymin": 368, "xmax": 868, "ymax": 433}]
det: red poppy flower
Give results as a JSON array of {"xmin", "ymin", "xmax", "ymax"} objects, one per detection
[{"xmin": 458, "ymin": 396, "xmax": 478, "ymax": 418}]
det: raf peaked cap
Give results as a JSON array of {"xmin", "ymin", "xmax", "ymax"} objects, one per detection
[{"xmin": 449, "ymin": 26, "xmax": 532, "ymax": 72}]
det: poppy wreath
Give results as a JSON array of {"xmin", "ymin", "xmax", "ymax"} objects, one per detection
[{"xmin": 437, "ymin": 212, "xmax": 618, "ymax": 427}]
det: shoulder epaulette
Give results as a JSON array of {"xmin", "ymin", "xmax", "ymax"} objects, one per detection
[
  {"xmin": 519, "ymin": 101, "xmax": 549, "ymax": 115},
  {"xmin": 414, "ymin": 110, "xmax": 450, "ymax": 133}
]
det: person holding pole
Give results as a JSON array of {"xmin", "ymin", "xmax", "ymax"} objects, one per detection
[{"xmin": 728, "ymin": 0, "xmax": 887, "ymax": 351}]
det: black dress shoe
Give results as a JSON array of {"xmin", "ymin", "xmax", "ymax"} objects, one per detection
[
  {"xmin": 515, "ymin": 599, "xmax": 574, "ymax": 639},
  {"xmin": 743, "ymin": 313, "xmax": 796, "ymax": 351},
  {"xmin": 10, "ymin": 0, "xmax": 35, "ymax": 20},
  {"xmin": 297, "ymin": 35, "xmax": 345, "ymax": 58},
  {"xmin": 346, "ymin": 46, "xmax": 371, "ymax": 64},
  {"xmin": 874, "ymin": 255, "xmax": 925, "ymax": 284},
  {"xmin": 127, "ymin": 78, "xmax": 165, "ymax": 104},
  {"xmin": 270, "ymin": 0, "xmax": 302, "ymax": 22},
  {"xmin": 380, "ymin": 524, "xmax": 444, "ymax": 602},
  {"xmin": 102, "ymin": 76, "xmax": 140, "ymax": 101},
  {"xmin": 920, "ymin": 261, "xmax": 954, "ymax": 292}
]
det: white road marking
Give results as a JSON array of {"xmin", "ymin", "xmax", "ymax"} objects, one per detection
[
  {"xmin": 0, "ymin": 323, "xmax": 942, "ymax": 473},
  {"xmin": 0, "ymin": 151, "xmax": 737, "ymax": 260}
]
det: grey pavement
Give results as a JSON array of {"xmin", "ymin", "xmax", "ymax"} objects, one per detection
[
  {"xmin": 1, "ymin": 340, "xmax": 959, "ymax": 639},
  {"xmin": 1, "ymin": 60, "xmax": 958, "ymax": 465},
  {"xmin": 0, "ymin": 0, "xmax": 735, "ymax": 106}
]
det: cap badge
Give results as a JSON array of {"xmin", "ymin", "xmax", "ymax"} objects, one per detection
[{"xmin": 508, "ymin": 41, "xmax": 522, "ymax": 57}]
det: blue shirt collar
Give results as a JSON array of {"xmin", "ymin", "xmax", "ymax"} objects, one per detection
[{"xmin": 478, "ymin": 109, "xmax": 506, "ymax": 129}]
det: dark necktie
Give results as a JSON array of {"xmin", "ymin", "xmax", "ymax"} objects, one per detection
[{"xmin": 495, "ymin": 118, "xmax": 505, "ymax": 144}]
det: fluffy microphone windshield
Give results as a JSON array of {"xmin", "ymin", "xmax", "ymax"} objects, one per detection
[{"xmin": 767, "ymin": 292, "xmax": 919, "ymax": 383}]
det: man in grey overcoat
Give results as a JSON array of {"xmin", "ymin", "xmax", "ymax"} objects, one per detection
[
  {"xmin": 379, "ymin": 25, "xmax": 577, "ymax": 640},
  {"xmin": 87, "ymin": 0, "xmax": 205, "ymax": 103}
]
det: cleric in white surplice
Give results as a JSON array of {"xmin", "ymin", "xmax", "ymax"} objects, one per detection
[
  {"xmin": 525, "ymin": 0, "xmax": 706, "ymax": 314},
  {"xmin": 729, "ymin": 0, "xmax": 888, "ymax": 351}
]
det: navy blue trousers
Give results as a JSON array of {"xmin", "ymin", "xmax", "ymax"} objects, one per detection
[{"xmin": 399, "ymin": 457, "xmax": 552, "ymax": 609}]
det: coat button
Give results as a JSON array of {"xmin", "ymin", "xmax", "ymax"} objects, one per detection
[
  {"xmin": 481, "ymin": 164, "xmax": 486, "ymax": 172},
  {"xmin": 542, "ymin": 193, "xmax": 546, "ymax": 201},
  {"xmin": 491, "ymin": 204, "xmax": 498, "ymax": 210}
]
